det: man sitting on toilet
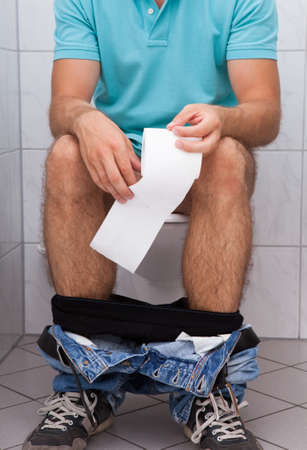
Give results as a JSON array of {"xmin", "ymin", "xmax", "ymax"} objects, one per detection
[{"xmin": 23, "ymin": 0, "xmax": 281, "ymax": 449}]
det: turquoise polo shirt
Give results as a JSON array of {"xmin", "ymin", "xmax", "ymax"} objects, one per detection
[{"xmin": 54, "ymin": 0, "xmax": 278, "ymax": 156}]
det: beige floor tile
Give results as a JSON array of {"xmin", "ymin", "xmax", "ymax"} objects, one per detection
[
  {"xmin": 17, "ymin": 335, "xmax": 39, "ymax": 346},
  {"xmin": 0, "ymin": 365, "xmax": 56, "ymax": 399},
  {"xmin": 258, "ymin": 339, "xmax": 307, "ymax": 365},
  {"xmin": 110, "ymin": 403, "xmax": 184, "ymax": 449},
  {"xmin": 4, "ymin": 446, "xmax": 23, "ymax": 450},
  {"xmin": 0, "ymin": 401, "xmax": 41, "ymax": 448},
  {"xmin": 294, "ymin": 362, "xmax": 307, "ymax": 371},
  {"xmin": 257, "ymin": 440, "xmax": 285, "ymax": 449},
  {"xmin": 241, "ymin": 389, "xmax": 292, "ymax": 422},
  {"xmin": 0, "ymin": 348, "xmax": 45, "ymax": 375},
  {"xmin": 163, "ymin": 440, "xmax": 195, "ymax": 449},
  {"xmin": 20, "ymin": 342, "xmax": 42, "ymax": 356},
  {"xmin": 0, "ymin": 385, "xmax": 30, "ymax": 409},
  {"xmin": 147, "ymin": 393, "xmax": 170, "ymax": 402},
  {"xmin": 248, "ymin": 406, "xmax": 307, "ymax": 450},
  {"xmin": 257, "ymin": 357, "xmax": 286, "ymax": 375},
  {"xmin": 117, "ymin": 393, "xmax": 160, "ymax": 415},
  {"xmin": 88, "ymin": 431, "xmax": 142, "ymax": 449},
  {"xmin": 162, "ymin": 437, "xmax": 283, "ymax": 449},
  {"xmin": 249, "ymin": 367, "xmax": 307, "ymax": 404}
]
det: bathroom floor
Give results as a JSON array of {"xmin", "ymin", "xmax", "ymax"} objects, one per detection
[{"xmin": 1, "ymin": 337, "xmax": 307, "ymax": 449}]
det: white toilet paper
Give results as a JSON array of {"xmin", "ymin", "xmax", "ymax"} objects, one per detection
[
  {"xmin": 90, "ymin": 128, "xmax": 202, "ymax": 273},
  {"xmin": 175, "ymin": 331, "xmax": 231, "ymax": 357}
]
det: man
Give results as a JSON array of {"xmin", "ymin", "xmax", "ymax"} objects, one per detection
[{"xmin": 23, "ymin": 0, "xmax": 281, "ymax": 449}]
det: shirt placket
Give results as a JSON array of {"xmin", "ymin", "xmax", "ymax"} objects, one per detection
[{"xmin": 142, "ymin": 0, "xmax": 170, "ymax": 47}]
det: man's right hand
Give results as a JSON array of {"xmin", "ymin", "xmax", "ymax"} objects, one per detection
[{"xmin": 74, "ymin": 110, "xmax": 142, "ymax": 203}]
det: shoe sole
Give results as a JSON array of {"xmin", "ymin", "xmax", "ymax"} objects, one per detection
[
  {"xmin": 183, "ymin": 424, "xmax": 263, "ymax": 450},
  {"xmin": 90, "ymin": 415, "xmax": 114, "ymax": 436}
]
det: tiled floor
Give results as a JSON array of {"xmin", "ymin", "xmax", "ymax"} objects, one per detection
[{"xmin": 1, "ymin": 338, "xmax": 307, "ymax": 449}]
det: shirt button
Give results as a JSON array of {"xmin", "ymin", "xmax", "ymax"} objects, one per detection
[
  {"xmin": 83, "ymin": 360, "xmax": 89, "ymax": 366},
  {"xmin": 147, "ymin": 8, "xmax": 154, "ymax": 15}
]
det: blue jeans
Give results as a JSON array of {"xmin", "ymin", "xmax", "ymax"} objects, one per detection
[{"xmin": 40, "ymin": 324, "xmax": 258, "ymax": 424}]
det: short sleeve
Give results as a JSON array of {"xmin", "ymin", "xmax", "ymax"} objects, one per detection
[
  {"xmin": 54, "ymin": 0, "xmax": 100, "ymax": 61},
  {"xmin": 226, "ymin": 0, "xmax": 278, "ymax": 61}
]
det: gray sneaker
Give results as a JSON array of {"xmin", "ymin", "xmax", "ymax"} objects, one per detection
[
  {"xmin": 184, "ymin": 385, "xmax": 263, "ymax": 449},
  {"xmin": 23, "ymin": 390, "xmax": 113, "ymax": 450}
]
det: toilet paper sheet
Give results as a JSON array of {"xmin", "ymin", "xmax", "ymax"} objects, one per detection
[{"xmin": 90, "ymin": 128, "xmax": 202, "ymax": 273}]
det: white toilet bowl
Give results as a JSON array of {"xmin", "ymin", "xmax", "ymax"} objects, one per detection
[{"xmin": 113, "ymin": 213, "xmax": 190, "ymax": 305}]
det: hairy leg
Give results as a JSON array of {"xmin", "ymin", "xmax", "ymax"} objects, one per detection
[
  {"xmin": 43, "ymin": 135, "xmax": 116, "ymax": 299},
  {"xmin": 182, "ymin": 137, "xmax": 257, "ymax": 312}
]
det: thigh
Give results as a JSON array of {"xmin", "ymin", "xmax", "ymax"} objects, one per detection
[{"xmin": 103, "ymin": 191, "xmax": 116, "ymax": 213}]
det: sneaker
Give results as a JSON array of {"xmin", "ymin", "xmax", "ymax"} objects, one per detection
[
  {"xmin": 23, "ymin": 390, "xmax": 113, "ymax": 450},
  {"xmin": 184, "ymin": 384, "xmax": 262, "ymax": 449}
]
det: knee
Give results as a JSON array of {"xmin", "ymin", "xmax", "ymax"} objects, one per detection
[
  {"xmin": 193, "ymin": 137, "xmax": 255, "ymax": 200},
  {"xmin": 45, "ymin": 135, "xmax": 88, "ymax": 197}
]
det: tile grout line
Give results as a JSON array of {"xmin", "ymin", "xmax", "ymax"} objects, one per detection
[
  {"xmin": 0, "ymin": 148, "xmax": 20, "ymax": 157},
  {"xmin": 0, "ymin": 362, "xmax": 48, "ymax": 378},
  {"xmin": 0, "ymin": 243, "xmax": 22, "ymax": 264},
  {"xmin": 160, "ymin": 439, "xmax": 189, "ymax": 449},
  {"xmin": 247, "ymin": 387, "xmax": 301, "ymax": 407},
  {"xmin": 298, "ymin": 43, "xmax": 307, "ymax": 339},
  {"xmin": 245, "ymin": 405, "xmax": 298, "ymax": 424},
  {"xmin": 246, "ymin": 404, "xmax": 298, "ymax": 424},
  {"xmin": 0, "ymin": 381, "xmax": 39, "ymax": 404},
  {"xmin": 115, "ymin": 401, "xmax": 165, "ymax": 418},
  {"xmin": 104, "ymin": 430, "xmax": 146, "ymax": 449},
  {"xmin": 15, "ymin": 0, "xmax": 26, "ymax": 336},
  {"xmin": 254, "ymin": 436, "xmax": 287, "ymax": 450}
]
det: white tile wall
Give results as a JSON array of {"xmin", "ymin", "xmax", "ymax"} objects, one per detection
[
  {"xmin": 0, "ymin": 50, "xmax": 20, "ymax": 154},
  {"xmin": 241, "ymin": 247, "xmax": 300, "ymax": 338},
  {"xmin": 0, "ymin": 151, "xmax": 22, "ymax": 258},
  {"xmin": 276, "ymin": 0, "xmax": 306, "ymax": 50},
  {"xmin": 267, "ymin": 52, "xmax": 305, "ymax": 151},
  {"xmin": 23, "ymin": 150, "xmax": 48, "ymax": 242},
  {"xmin": 20, "ymin": 52, "xmax": 53, "ymax": 148},
  {"xmin": 25, "ymin": 244, "xmax": 54, "ymax": 333},
  {"xmin": 15, "ymin": 0, "xmax": 307, "ymax": 338},
  {"xmin": 0, "ymin": 0, "xmax": 23, "ymax": 348},
  {"xmin": 303, "ymin": 155, "xmax": 307, "ymax": 245},
  {"xmin": 301, "ymin": 248, "xmax": 307, "ymax": 338},
  {"xmin": 18, "ymin": 0, "xmax": 55, "ymax": 51},
  {"xmin": 252, "ymin": 151, "xmax": 301, "ymax": 245},
  {"xmin": 0, "ymin": 0, "xmax": 17, "ymax": 50},
  {"xmin": 0, "ymin": 246, "xmax": 23, "ymax": 334}
]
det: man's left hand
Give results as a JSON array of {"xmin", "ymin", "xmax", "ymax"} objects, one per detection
[{"xmin": 167, "ymin": 104, "xmax": 224, "ymax": 155}]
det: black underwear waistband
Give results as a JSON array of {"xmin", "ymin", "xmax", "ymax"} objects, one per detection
[{"xmin": 52, "ymin": 293, "xmax": 245, "ymax": 342}]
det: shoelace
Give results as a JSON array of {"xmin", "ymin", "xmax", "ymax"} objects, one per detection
[
  {"xmin": 37, "ymin": 391, "xmax": 97, "ymax": 432},
  {"xmin": 190, "ymin": 384, "xmax": 248, "ymax": 445}
]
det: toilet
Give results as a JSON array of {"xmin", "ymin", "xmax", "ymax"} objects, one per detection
[
  {"xmin": 113, "ymin": 213, "xmax": 190, "ymax": 304},
  {"xmin": 38, "ymin": 213, "xmax": 190, "ymax": 304}
]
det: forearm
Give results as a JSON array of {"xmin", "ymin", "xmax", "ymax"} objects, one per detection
[
  {"xmin": 49, "ymin": 96, "xmax": 99, "ymax": 138},
  {"xmin": 218, "ymin": 100, "xmax": 281, "ymax": 149}
]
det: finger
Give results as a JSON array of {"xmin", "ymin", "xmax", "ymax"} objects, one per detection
[
  {"xmin": 102, "ymin": 176, "xmax": 127, "ymax": 203},
  {"xmin": 175, "ymin": 131, "xmax": 220, "ymax": 154},
  {"xmin": 102, "ymin": 153, "xmax": 134, "ymax": 200},
  {"xmin": 173, "ymin": 122, "xmax": 215, "ymax": 138},
  {"xmin": 94, "ymin": 164, "xmax": 128, "ymax": 203},
  {"xmin": 129, "ymin": 148, "xmax": 142, "ymax": 172},
  {"xmin": 167, "ymin": 105, "xmax": 199, "ymax": 129},
  {"xmin": 114, "ymin": 150, "xmax": 138, "ymax": 187},
  {"xmin": 172, "ymin": 122, "xmax": 208, "ymax": 138}
]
